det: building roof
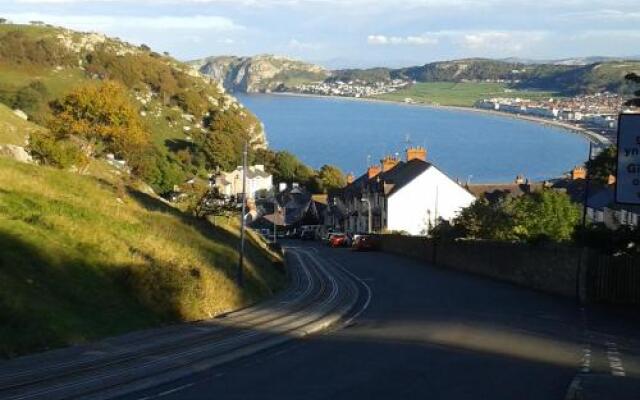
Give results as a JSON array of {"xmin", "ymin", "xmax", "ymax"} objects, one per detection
[{"xmin": 342, "ymin": 158, "xmax": 433, "ymax": 198}]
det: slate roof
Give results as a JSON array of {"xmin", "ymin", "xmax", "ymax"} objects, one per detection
[{"xmin": 342, "ymin": 159, "xmax": 433, "ymax": 198}]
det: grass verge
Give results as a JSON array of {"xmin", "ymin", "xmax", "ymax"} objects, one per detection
[{"xmin": 0, "ymin": 157, "xmax": 286, "ymax": 358}]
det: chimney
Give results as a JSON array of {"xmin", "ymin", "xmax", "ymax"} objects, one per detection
[
  {"xmin": 571, "ymin": 166, "xmax": 587, "ymax": 180},
  {"xmin": 367, "ymin": 165, "xmax": 382, "ymax": 179},
  {"xmin": 406, "ymin": 146, "xmax": 427, "ymax": 162},
  {"xmin": 381, "ymin": 155, "xmax": 399, "ymax": 172},
  {"xmin": 346, "ymin": 173, "xmax": 355, "ymax": 184}
]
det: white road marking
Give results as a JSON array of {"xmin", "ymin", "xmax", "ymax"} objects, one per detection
[
  {"xmin": 605, "ymin": 341, "xmax": 626, "ymax": 377},
  {"xmin": 580, "ymin": 345, "xmax": 591, "ymax": 373},
  {"xmin": 157, "ymin": 383, "xmax": 194, "ymax": 397}
]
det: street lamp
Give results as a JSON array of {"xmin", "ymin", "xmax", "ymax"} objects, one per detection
[{"xmin": 361, "ymin": 197, "xmax": 372, "ymax": 234}]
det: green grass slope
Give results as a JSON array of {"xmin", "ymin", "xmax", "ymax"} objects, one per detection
[
  {"xmin": 0, "ymin": 157, "xmax": 285, "ymax": 358},
  {"xmin": 0, "ymin": 103, "xmax": 45, "ymax": 146}
]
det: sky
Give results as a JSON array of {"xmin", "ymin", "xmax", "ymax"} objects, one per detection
[{"xmin": 2, "ymin": 0, "xmax": 640, "ymax": 68}]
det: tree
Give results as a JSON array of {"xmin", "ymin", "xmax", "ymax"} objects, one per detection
[
  {"xmin": 48, "ymin": 81, "xmax": 150, "ymax": 160},
  {"xmin": 0, "ymin": 18, "xmax": 7, "ymax": 24},
  {"xmin": 452, "ymin": 190, "xmax": 581, "ymax": 243},
  {"xmin": 316, "ymin": 164, "xmax": 346, "ymax": 193},
  {"xmin": 505, "ymin": 190, "xmax": 581, "ymax": 242},
  {"xmin": 585, "ymin": 146, "xmax": 616, "ymax": 185},
  {"xmin": 624, "ymin": 73, "xmax": 640, "ymax": 107},
  {"xmin": 452, "ymin": 198, "xmax": 514, "ymax": 240}
]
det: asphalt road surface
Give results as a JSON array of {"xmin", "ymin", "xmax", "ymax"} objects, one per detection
[{"xmin": 121, "ymin": 242, "xmax": 640, "ymax": 400}]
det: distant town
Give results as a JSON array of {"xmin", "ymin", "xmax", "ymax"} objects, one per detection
[
  {"xmin": 287, "ymin": 78, "xmax": 411, "ymax": 98},
  {"xmin": 476, "ymin": 92, "xmax": 632, "ymax": 144}
]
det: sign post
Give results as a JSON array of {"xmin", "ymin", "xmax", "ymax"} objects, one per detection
[{"xmin": 616, "ymin": 114, "xmax": 640, "ymax": 204}]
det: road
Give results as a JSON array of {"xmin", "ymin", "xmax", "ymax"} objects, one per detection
[{"xmin": 119, "ymin": 242, "xmax": 640, "ymax": 400}]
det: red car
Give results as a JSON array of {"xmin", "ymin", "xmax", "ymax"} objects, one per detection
[{"xmin": 329, "ymin": 234, "xmax": 347, "ymax": 248}]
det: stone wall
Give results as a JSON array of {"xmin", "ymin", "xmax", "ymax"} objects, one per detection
[{"xmin": 376, "ymin": 235, "xmax": 585, "ymax": 298}]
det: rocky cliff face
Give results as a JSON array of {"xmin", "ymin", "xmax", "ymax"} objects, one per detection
[{"xmin": 190, "ymin": 55, "xmax": 329, "ymax": 93}]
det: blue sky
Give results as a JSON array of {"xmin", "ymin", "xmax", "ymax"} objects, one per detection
[{"xmin": 3, "ymin": 0, "xmax": 640, "ymax": 68}]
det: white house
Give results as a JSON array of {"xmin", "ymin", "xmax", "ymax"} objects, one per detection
[
  {"xmin": 332, "ymin": 148, "xmax": 475, "ymax": 235},
  {"xmin": 213, "ymin": 164, "xmax": 273, "ymax": 199}
]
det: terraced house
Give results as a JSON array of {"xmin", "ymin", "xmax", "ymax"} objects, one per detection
[{"xmin": 329, "ymin": 147, "xmax": 475, "ymax": 235}]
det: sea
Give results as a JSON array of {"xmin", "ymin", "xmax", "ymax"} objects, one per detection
[{"xmin": 236, "ymin": 93, "xmax": 590, "ymax": 184}]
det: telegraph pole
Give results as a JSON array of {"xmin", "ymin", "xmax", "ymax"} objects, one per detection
[
  {"xmin": 237, "ymin": 141, "xmax": 248, "ymax": 288},
  {"xmin": 273, "ymin": 199, "xmax": 278, "ymax": 244}
]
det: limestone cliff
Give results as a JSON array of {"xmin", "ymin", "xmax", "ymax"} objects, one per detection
[{"xmin": 189, "ymin": 55, "xmax": 329, "ymax": 93}]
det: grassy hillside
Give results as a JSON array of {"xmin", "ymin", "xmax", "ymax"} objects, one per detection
[
  {"xmin": 375, "ymin": 82, "xmax": 557, "ymax": 107},
  {"xmin": 0, "ymin": 157, "xmax": 285, "ymax": 358},
  {"xmin": 0, "ymin": 23, "xmax": 267, "ymax": 193},
  {"xmin": 0, "ymin": 103, "xmax": 44, "ymax": 146}
]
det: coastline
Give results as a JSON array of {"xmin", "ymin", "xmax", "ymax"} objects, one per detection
[{"xmin": 259, "ymin": 91, "xmax": 611, "ymax": 146}]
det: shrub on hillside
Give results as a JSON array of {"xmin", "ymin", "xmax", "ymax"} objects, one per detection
[
  {"xmin": 29, "ymin": 131, "xmax": 90, "ymax": 170},
  {"xmin": 0, "ymin": 30, "xmax": 74, "ymax": 66}
]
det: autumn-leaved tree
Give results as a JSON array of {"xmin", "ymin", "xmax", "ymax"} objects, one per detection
[
  {"xmin": 48, "ymin": 81, "xmax": 150, "ymax": 161},
  {"xmin": 315, "ymin": 164, "xmax": 346, "ymax": 193}
]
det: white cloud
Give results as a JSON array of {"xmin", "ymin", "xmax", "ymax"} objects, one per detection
[
  {"xmin": 288, "ymin": 38, "xmax": 320, "ymax": 50},
  {"xmin": 459, "ymin": 31, "xmax": 546, "ymax": 53},
  {"xmin": 367, "ymin": 34, "xmax": 438, "ymax": 46},
  {"xmin": 3, "ymin": 12, "xmax": 243, "ymax": 31}
]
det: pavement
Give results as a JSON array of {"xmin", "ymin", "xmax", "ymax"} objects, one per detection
[{"xmin": 117, "ymin": 242, "xmax": 640, "ymax": 400}]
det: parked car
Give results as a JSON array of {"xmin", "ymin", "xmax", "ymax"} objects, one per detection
[
  {"xmin": 300, "ymin": 229, "xmax": 315, "ymax": 241},
  {"xmin": 325, "ymin": 232, "xmax": 341, "ymax": 246},
  {"xmin": 352, "ymin": 234, "xmax": 376, "ymax": 251},
  {"xmin": 329, "ymin": 233, "xmax": 348, "ymax": 248}
]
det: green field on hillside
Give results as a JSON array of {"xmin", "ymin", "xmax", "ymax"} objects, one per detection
[
  {"xmin": 374, "ymin": 82, "xmax": 558, "ymax": 107},
  {"xmin": 0, "ymin": 158, "xmax": 286, "ymax": 358}
]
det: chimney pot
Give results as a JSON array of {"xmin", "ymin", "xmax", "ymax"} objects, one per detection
[
  {"xmin": 406, "ymin": 146, "xmax": 427, "ymax": 162},
  {"xmin": 571, "ymin": 166, "xmax": 587, "ymax": 180},
  {"xmin": 367, "ymin": 165, "xmax": 382, "ymax": 179},
  {"xmin": 381, "ymin": 155, "xmax": 400, "ymax": 172}
]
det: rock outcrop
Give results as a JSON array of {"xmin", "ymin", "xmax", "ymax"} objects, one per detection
[
  {"xmin": 0, "ymin": 144, "xmax": 33, "ymax": 163},
  {"xmin": 190, "ymin": 55, "xmax": 329, "ymax": 93}
]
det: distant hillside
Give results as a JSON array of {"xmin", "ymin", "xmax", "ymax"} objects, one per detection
[
  {"xmin": 189, "ymin": 55, "xmax": 330, "ymax": 93},
  {"xmin": 332, "ymin": 58, "xmax": 640, "ymax": 95}
]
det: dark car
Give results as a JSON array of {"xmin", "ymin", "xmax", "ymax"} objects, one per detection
[
  {"xmin": 300, "ymin": 230, "xmax": 315, "ymax": 240},
  {"xmin": 352, "ymin": 234, "xmax": 377, "ymax": 251}
]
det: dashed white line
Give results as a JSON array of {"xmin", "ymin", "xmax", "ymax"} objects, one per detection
[
  {"xmin": 580, "ymin": 345, "xmax": 592, "ymax": 373},
  {"xmin": 605, "ymin": 341, "xmax": 626, "ymax": 377},
  {"xmin": 157, "ymin": 383, "xmax": 194, "ymax": 397}
]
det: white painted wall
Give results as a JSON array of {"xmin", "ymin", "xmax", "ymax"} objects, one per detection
[{"xmin": 386, "ymin": 166, "xmax": 475, "ymax": 235}]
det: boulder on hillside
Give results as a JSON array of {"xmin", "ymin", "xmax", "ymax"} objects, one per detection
[
  {"xmin": 0, "ymin": 144, "xmax": 33, "ymax": 163},
  {"xmin": 13, "ymin": 109, "xmax": 28, "ymax": 120}
]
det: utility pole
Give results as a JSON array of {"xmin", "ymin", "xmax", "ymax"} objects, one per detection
[
  {"xmin": 237, "ymin": 141, "xmax": 248, "ymax": 288},
  {"xmin": 273, "ymin": 198, "xmax": 278, "ymax": 244}
]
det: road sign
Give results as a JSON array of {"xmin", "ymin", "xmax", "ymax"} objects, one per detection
[{"xmin": 616, "ymin": 114, "xmax": 640, "ymax": 204}]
